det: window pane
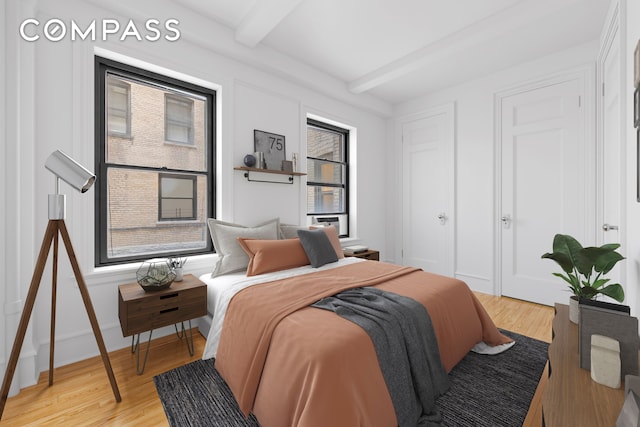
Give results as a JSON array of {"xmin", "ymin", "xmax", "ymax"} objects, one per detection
[
  {"xmin": 107, "ymin": 77, "xmax": 129, "ymax": 136},
  {"xmin": 161, "ymin": 199, "xmax": 193, "ymax": 219},
  {"xmin": 307, "ymin": 185, "xmax": 345, "ymax": 214},
  {"xmin": 108, "ymin": 115, "xmax": 128, "ymax": 135},
  {"xmin": 167, "ymin": 97, "xmax": 192, "ymax": 121},
  {"xmin": 105, "ymin": 167, "xmax": 207, "ymax": 260},
  {"xmin": 160, "ymin": 175, "xmax": 194, "ymax": 220},
  {"xmin": 105, "ymin": 73, "xmax": 206, "ymax": 171},
  {"xmin": 161, "ymin": 176, "xmax": 193, "ymax": 197},
  {"xmin": 307, "ymin": 159, "xmax": 344, "ymax": 185},
  {"xmin": 109, "ymin": 85, "xmax": 128, "ymax": 106},
  {"xmin": 307, "ymin": 126, "xmax": 344, "ymax": 161},
  {"xmin": 166, "ymin": 123, "xmax": 191, "ymax": 143},
  {"xmin": 165, "ymin": 95, "xmax": 194, "ymax": 144}
]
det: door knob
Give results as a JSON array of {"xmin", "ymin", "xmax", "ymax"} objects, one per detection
[
  {"xmin": 602, "ymin": 223, "xmax": 619, "ymax": 231},
  {"xmin": 501, "ymin": 215, "xmax": 511, "ymax": 229},
  {"xmin": 437, "ymin": 213, "xmax": 446, "ymax": 225}
]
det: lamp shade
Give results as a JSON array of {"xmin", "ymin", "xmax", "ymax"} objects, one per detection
[{"xmin": 45, "ymin": 150, "xmax": 95, "ymax": 193}]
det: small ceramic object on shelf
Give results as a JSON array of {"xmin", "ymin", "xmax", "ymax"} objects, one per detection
[
  {"xmin": 254, "ymin": 152, "xmax": 265, "ymax": 169},
  {"xmin": 243, "ymin": 154, "xmax": 256, "ymax": 167},
  {"xmin": 590, "ymin": 334, "xmax": 621, "ymax": 389},
  {"xmin": 174, "ymin": 267, "xmax": 183, "ymax": 281},
  {"xmin": 168, "ymin": 256, "xmax": 187, "ymax": 282}
]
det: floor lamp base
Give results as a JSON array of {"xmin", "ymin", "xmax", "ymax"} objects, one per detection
[{"xmin": 0, "ymin": 219, "xmax": 121, "ymax": 420}]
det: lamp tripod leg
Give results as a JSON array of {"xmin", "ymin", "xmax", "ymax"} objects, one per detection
[
  {"xmin": 57, "ymin": 220, "xmax": 121, "ymax": 402},
  {"xmin": 0, "ymin": 220, "xmax": 58, "ymax": 420}
]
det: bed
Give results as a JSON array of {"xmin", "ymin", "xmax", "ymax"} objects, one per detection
[{"xmin": 199, "ymin": 219, "xmax": 512, "ymax": 427}]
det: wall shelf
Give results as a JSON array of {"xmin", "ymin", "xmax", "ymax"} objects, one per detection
[{"xmin": 234, "ymin": 166, "xmax": 306, "ymax": 184}]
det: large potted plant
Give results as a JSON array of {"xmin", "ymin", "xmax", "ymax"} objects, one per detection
[{"xmin": 541, "ymin": 233, "xmax": 625, "ymax": 323}]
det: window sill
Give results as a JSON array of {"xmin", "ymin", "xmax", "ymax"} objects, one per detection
[
  {"xmin": 156, "ymin": 219, "xmax": 199, "ymax": 225},
  {"xmin": 83, "ymin": 253, "xmax": 217, "ymax": 287},
  {"xmin": 164, "ymin": 140, "xmax": 196, "ymax": 148},
  {"xmin": 108, "ymin": 132, "xmax": 132, "ymax": 140}
]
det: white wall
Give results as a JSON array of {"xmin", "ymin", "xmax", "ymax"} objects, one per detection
[
  {"xmin": 0, "ymin": 0, "xmax": 8, "ymax": 396},
  {"xmin": 392, "ymin": 41, "xmax": 600, "ymax": 295},
  {"xmin": 0, "ymin": 0, "xmax": 390, "ymax": 392},
  {"xmin": 624, "ymin": 0, "xmax": 640, "ymax": 315}
]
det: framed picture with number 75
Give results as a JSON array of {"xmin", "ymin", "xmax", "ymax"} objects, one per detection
[{"xmin": 254, "ymin": 129, "xmax": 286, "ymax": 171}]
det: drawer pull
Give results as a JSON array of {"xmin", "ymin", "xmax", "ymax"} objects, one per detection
[
  {"xmin": 160, "ymin": 293, "xmax": 178, "ymax": 300},
  {"xmin": 160, "ymin": 307, "xmax": 179, "ymax": 314}
]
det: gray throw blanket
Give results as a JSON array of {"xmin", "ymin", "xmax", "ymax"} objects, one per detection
[{"xmin": 312, "ymin": 287, "xmax": 450, "ymax": 427}]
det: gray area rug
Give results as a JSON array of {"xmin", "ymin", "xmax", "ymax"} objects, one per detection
[{"xmin": 154, "ymin": 329, "xmax": 547, "ymax": 427}]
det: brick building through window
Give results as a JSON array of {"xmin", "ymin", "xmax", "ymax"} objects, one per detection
[{"xmin": 95, "ymin": 57, "xmax": 215, "ymax": 266}]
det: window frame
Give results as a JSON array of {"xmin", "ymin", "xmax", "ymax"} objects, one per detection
[
  {"xmin": 94, "ymin": 56, "xmax": 216, "ymax": 267},
  {"xmin": 306, "ymin": 118, "xmax": 349, "ymax": 236}
]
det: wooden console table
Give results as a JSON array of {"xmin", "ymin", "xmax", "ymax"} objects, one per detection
[{"xmin": 543, "ymin": 303, "xmax": 629, "ymax": 426}]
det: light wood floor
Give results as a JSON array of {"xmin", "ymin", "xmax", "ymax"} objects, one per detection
[{"xmin": 0, "ymin": 292, "xmax": 554, "ymax": 426}]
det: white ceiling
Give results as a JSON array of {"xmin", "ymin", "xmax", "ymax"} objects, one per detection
[{"xmin": 172, "ymin": 0, "xmax": 609, "ymax": 105}]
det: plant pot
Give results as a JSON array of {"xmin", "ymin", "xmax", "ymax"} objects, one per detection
[{"xmin": 569, "ymin": 296, "xmax": 579, "ymax": 324}]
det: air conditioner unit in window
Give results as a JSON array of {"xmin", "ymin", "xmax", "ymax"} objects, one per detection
[{"xmin": 308, "ymin": 214, "xmax": 347, "ymax": 236}]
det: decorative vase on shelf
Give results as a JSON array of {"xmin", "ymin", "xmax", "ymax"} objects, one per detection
[
  {"xmin": 569, "ymin": 296, "xmax": 579, "ymax": 324},
  {"xmin": 136, "ymin": 259, "xmax": 176, "ymax": 292},
  {"xmin": 243, "ymin": 154, "xmax": 256, "ymax": 168},
  {"xmin": 174, "ymin": 267, "xmax": 183, "ymax": 282}
]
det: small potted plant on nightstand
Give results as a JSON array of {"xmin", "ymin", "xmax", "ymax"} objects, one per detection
[{"xmin": 541, "ymin": 234, "xmax": 625, "ymax": 323}]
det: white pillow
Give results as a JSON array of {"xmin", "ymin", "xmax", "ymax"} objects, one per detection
[
  {"xmin": 279, "ymin": 223, "xmax": 310, "ymax": 239},
  {"xmin": 207, "ymin": 218, "xmax": 280, "ymax": 277}
]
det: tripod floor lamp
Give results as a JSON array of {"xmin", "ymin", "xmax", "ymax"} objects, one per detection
[{"xmin": 0, "ymin": 150, "xmax": 121, "ymax": 420}]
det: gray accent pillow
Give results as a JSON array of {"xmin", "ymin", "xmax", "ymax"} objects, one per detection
[
  {"xmin": 207, "ymin": 218, "xmax": 280, "ymax": 277},
  {"xmin": 297, "ymin": 228, "xmax": 339, "ymax": 268}
]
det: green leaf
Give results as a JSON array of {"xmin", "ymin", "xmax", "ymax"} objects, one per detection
[
  {"xmin": 594, "ymin": 251, "xmax": 625, "ymax": 274},
  {"xmin": 591, "ymin": 278, "xmax": 610, "ymax": 290},
  {"xmin": 575, "ymin": 247, "xmax": 611, "ymax": 277},
  {"xmin": 554, "ymin": 272, "xmax": 580, "ymax": 295},
  {"xmin": 542, "ymin": 252, "xmax": 574, "ymax": 274},
  {"xmin": 580, "ymin": 286, "xmax": 598, "ymax": 299},
  {"xmin": 542, "ymin": 234, "xmax": 583, "ymax": 274},
  {"xmin": 600, "ymin": 243, "xmax": 621, "ymax": 251}
]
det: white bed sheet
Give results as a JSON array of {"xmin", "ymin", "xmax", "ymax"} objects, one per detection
[{"xmin": 200, "ymin": 257, "xmax": 363, "ymax": 360}]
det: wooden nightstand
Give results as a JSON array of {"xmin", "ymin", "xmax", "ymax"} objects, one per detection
[
  {"xmin": 344, "ymin": 249, "xmax": 379, "ymax": 261},
  {"xmin": 118, "ymin": 274, "xmax": 207, "ymax": 374}
]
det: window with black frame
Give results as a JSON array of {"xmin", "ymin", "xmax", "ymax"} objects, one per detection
[
  {"xmin": 95, "ymin": 57, "xmax": 215, "ymax": 267},
  {"xmin": 306, "ymin": 118, "xmax": 349, "ymax": 237}
]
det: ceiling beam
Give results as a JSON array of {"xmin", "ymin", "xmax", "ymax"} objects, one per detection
[
  {"xmin": 348, "ymin": 0, "xmax": 581, "ymax": 94},
  {"xmin": 235, "ymin": 0, "xmax": 304, "ymax": 47}
]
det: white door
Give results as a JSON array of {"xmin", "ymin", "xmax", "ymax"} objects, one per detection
[
  {"xmin": 402, "ymin": 104, "xmax": 454, "ymax": 276},
  {"xmin": 598, "ymin": 11, "xmax": 622, "ymax": 285},
  {"xmin": 500, "ymin": 77, "xmax": 588, "ymax": 306}
]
